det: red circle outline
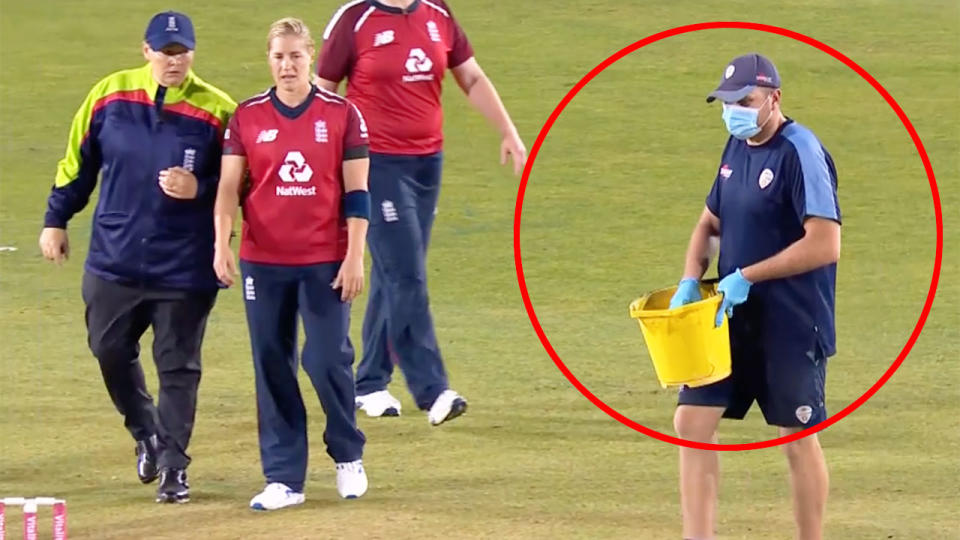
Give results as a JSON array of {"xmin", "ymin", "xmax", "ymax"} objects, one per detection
[{"xmin": 513, "ymin": 22, "xmax": 943, "ymax": 451}]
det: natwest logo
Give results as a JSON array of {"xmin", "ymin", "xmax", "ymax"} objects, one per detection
[
  {"xmin": 276, "ymin": 185, "xmax": 317, "ymax": 197},
  {"xmin": 278, "ymin": 151, "xmax": 313, "ymax": 183},
  {"xmin": 403, "ymin": 48, "xmax": 435, "ymax": 82}
]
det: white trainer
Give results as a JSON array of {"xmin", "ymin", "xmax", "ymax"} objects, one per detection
[
  {"xmin": 355, "ymin": 390, "xmax": 402, "ymax": 417},
  {"xmin": 336, "ymin": 460, "xmax": 368, "ymax": 499},
  {"xmin": 249, "ymin": 482, "xmax": 305, "ymax": 511},
  {"xmin": 427, "ymin": 389, "xmax": 468, "ymax": 426}
]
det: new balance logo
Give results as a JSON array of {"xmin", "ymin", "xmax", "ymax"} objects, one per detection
[
  {"xmin": 374, "ymin": 30, "xmax": 395, "ymax": 47},
  {"xmin": 426, "ymin": 21, "xmax": 441, "ymax": 42},
  {"xmin": 403, "ymin": 48, "xmax": 435, "ymax": 82},
  {"xmin": 381, "ymin": 201, "xmax": 399, "ymax": 222},
  {"xmin": 244, "ymin": 276, "xmax": 256, "ymax": 301},
  {"xmin": 256, "ymin": 129, "xmax": 279, "ymax": 143}
]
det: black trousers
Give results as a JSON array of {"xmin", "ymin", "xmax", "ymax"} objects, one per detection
[{"xmin": 82, "ymin": 272, "xmax": 216, "ymax": 469}]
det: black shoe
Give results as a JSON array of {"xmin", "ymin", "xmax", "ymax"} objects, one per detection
[
  {"xmin": 156, "ymin": 468, "xmax": 189, "ymax": 504},
  {"xmin": 135, "ymin": 435, "xmax": 159, "ymax": 484}
]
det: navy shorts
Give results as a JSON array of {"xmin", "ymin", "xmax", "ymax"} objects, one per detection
[{"xmin": 677, "ymin": 317, "xmax": 829, "ymax": 428}]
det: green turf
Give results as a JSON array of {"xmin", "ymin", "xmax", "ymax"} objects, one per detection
[{"xmin": 1, "ymin": 1, "xmax": 958, "ymax": 538}]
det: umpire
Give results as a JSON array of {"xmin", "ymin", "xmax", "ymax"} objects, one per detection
[{"xmin": 38, "ymin": 11, "xmax": 235, "ymax": 503}]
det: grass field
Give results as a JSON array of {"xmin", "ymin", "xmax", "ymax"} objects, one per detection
[{"xmin": 1, "ymin": 1, "xmax": 958, "ymax": 538}]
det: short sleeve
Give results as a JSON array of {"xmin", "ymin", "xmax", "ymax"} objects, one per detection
[
  {"xmin": 448, "ymin": 20, "xmax": 474, "ymax": 67},
  {"xmin": 786, "ymin": 154, "xmax": 805, "ymax": 224},
  {"xmin": 706, "ymin": 175, "xmax": 721, "ymax": 216},
  {"xmin": 438, "ymin": 0, "xmax": 474, "ymax": 67},
  {"xmin": 706, "ymin": 140, "xmax": 732, "ymax": 216},
  {"xmin": 343, "ymin": 102, "xmax": 369, "ymax": 160},
  {"xmin": 222, "ymin": 113, "xmax": 245, "ymax": 156},
  {"xmin": 783, "ymin": 129, "xmax": 841, "ymax": 224},
  {"xmin": 318, "ymin": 10, "xmax": 356, "ymax": 83}
]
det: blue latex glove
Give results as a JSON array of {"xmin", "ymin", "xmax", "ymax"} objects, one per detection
[
  {"xmin": 669, "ymin": 278, "xmax": 701, "ymax": 309},
  {"xmin": 715, "ymin": 268, "xmax": 752, "ymax": 327}
]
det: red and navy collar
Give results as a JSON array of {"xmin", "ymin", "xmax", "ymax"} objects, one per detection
[
  {"xmin": 367, "ymin": 0, "xmax": 421, "ymax": 14},
  {"xmin": 269, "ymin": 85, "xmax": 316, "ymax": 119}
]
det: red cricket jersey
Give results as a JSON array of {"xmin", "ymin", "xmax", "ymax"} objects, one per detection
[
  {"xmin": 318, "ymin": 0, "xmax": 474, "ymax": 155},
  {"xmin": 223, "ymin": 87, "xmax": 369, "ymax": 265}
]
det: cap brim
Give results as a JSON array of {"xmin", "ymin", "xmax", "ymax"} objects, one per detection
[
  {"xmin": 705, "ymin": 85, "xmax": 756, "ymax": 104},
  {"xmin": 146, "ymin": 34, "xmax": 195, "ymax": 50}
]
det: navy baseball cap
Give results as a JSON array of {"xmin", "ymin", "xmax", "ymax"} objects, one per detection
[
  {"xmin": 706, "ymin": 53, "xmax": 780, "ymax": 103},
  {"xmin": 144, "ymin": 11, "xmax": 195, "ymax": 50}
]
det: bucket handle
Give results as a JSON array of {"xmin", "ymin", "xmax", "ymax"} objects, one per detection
[{"xmin": 700, "ymin": 278, "xmax": 727, "ymax": 328}]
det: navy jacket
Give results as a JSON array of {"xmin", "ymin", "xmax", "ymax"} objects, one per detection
[{"xmin": 45, "ymin": 63, "xmax": 235, "ymax": 290}]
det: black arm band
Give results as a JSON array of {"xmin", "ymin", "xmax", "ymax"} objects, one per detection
[{"xmin": 344, "ymin": 145, "xmax": 369, "ymax": 160}]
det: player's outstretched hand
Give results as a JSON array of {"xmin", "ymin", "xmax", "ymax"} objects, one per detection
[
  {"xmin": 669, "ymin": 278, "xmax": 701, "ymax": 309},
  {"xmin": 213, "ymin": 246, "xmax": 238, "ymax": 287},
  {"xmin": 159, "ymin": 167, "xmax": 199, "ymax": 199},
  {"xmin": 715, "ymin": 268, "xmax": 752, "ymax": 327},
  {"xmin": 39, "ymin": 227, "xmax": 69, "ymax": 265},
  {"xmin": 501, "ymin": 132, "xmax": 527, "ymax": 176},
  {"xmin": 332, "ymin": 255, "xmax": 364, "ymax": 302}
]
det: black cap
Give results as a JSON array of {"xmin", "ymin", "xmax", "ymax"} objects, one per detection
[
  {"xmin": 706, "ymin": 53, "xmax": 780, "ymax": 103},
  {"xmin": 144, "ymin": 11, "xmax": 195, "ymax": 50}
]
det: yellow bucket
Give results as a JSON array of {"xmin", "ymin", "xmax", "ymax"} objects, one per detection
[{"xmin": 628, "ymin": 282, "xmax": 732, "ymax": 388}]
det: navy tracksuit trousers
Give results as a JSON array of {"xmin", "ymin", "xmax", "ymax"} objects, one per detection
[
  {"xmin": 355, "ymin": 152, "xmax": 449, "ymax": 410},
  {"xmin": 240, "ymin": 260, "xmax": 365, "ymax": 492}
]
